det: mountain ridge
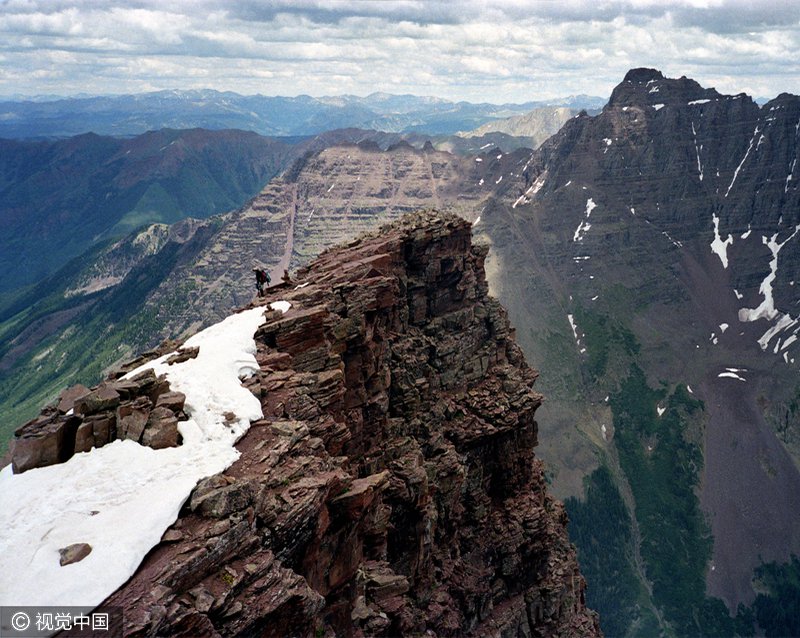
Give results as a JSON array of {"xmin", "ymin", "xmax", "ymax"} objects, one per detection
[{"xmin": 2, "ymin": 211, "xmax": 601, "ymax": 637}]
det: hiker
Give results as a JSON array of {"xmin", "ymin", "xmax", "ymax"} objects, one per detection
[{"xmin": 253, "ymin": 268, "xmax": 270, "ymax": 297}]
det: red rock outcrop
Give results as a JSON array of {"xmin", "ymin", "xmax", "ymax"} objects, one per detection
[
  {"xmin": 96, "ymin": 211, "xmax": 600, "ymax": 637},
  {"xmin": 10, "ymin": 364, "xmax": 188, "ymax": 474}
]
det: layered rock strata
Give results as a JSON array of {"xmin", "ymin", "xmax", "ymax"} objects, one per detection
[{"xmin": 82, "ymin": 211, "xmax": 598, "ymax": 636}]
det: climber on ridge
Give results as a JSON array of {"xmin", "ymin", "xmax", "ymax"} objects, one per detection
[{"xmin": 253, "ymin": 267, "xmax": 270, "ymax": 297}]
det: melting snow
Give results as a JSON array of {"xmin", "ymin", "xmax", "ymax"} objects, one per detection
[
  {"xmin": 710, "ymin": 213, "xmax": 734, "ymax": 268},
  {"xmin": 0, "ymin": 305, "xmax": 281, "ymax": 607},
  {"xmin": 718, "ymin": 371, "xmax": 746, "ymax": 382},
  {"xmin": 691, "ymin": 121, "xmax": 704, "ymax": 181},
  {"xmin": 726, "ymin": 126, "xmax": 759, "ymax": 197},
  {"xmin": 738, "ymin": 226, "xmax": 800, "ymax": 333},
  {"xmin": 512, "ymin": 173, "xmax": 546, "ymax": 209},
  {"xmin": 567, "ymin": 314, "xmax": 579, "ymax": 341},
  {"xmin": 573, "ymin": 198, "xmax": 597, "ymax": 242},
  {"xmin": 567, "ymin": 314, "xmax": 586, "ymax": 354}
]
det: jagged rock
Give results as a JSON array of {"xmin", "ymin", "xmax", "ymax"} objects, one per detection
[
  {"xmin": 11, "ymin": 414, "xmax": 80, "ymax": 473},
  {"xmin": 87, "ymin": 414, "xmax": 115, "ymax": 448},
  {"xmin": 141, "ymin": 407, "xmax": 180, "ymax": 450},
  {"xmin": 100, "ymin": 211, "xmax": 600, "ymax": 637},
  {"xmin": 166, "ymin": 347, "xmax": 199, "ymax": 365},
  {"xmin": 117, "ymin": 397, "xmax": 152, "ymax": 442},
  {"xmin": 74, "ymin": 421, "xmax": 94, "ymax": 454},
  {"xmin": 155, "ymin": 391, "xmax": 186, "ymax": 412},
  {"xmin": 57, "ymin": 384, "xmax": 91, "ymax": 414},
  {"xmin": 74, "ymin": 384, "xmax": 120, "ymax": 416},
  {"xmin": 59, "ymin": 543, "xmax": 92, "ymax": 566}
]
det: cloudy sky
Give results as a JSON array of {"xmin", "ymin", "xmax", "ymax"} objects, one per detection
[{"xmin": 0, "ymin": 0, "xmax": 798, "ymax": 103}]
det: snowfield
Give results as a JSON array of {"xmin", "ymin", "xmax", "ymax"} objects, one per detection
[{"xmin": 0, "ymin": 304, "xmax": 283, "ymax": 608}]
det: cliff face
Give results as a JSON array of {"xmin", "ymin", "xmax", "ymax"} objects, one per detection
[{"xmin": 81, "ymin": 212, "xmax": 598, "ymax": 636}]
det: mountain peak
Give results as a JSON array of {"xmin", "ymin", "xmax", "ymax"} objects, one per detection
[
  {"xmin": 608, "ymin": 67, "xmax": 721, "ymax": 108},
  {"xmin": 623, "ymin": 67, "xmax": 665, "ymax": 84}
]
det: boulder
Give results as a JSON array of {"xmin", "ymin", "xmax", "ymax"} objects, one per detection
[
  {"xmin": 117, "ymin": 397, "xmax": 152, "ymax": 442},
  {"xmin": 57, "ymin": 384, "xmax": 91, "ymax": 414},
  {"xmin": 59, "ymin": 543, "xmax": 92, "ymax": 566},
  {"xmin": 141, "ymin": 407, "xmax": 180, "ymax": 449},
  {"xmin": 75, "ymin": 384, "xmax": 120, "ymax": 416}
]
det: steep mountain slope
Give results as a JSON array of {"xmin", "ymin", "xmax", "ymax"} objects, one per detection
[
  {"xmin": 0, "ymin": 143, "xmax": 495, "ymax": 446},
  {"xmin": 474, "ymin": 68, "xmax": 800, "ymax": 634},
  {"xmin": 2, "ymin": 212, "xmax": 601, "ymax": 637},
  {"xmin": 0, "ymin": 129, "xmax": 294, "ymax": 294}
]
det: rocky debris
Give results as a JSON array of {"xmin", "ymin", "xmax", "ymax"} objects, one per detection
[
  {"xmin": 101, "ymin": 211, "xmax": 600, "ymax": 637},
  {"xmin": 10, "ymin": 374, "xmax": 187, "ymax": 474},
  {"xmin": 59, "ymin": 543, "xmax": 92, "ymax": 566}
]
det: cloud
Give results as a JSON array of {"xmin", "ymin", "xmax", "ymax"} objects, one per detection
[{"xmin": 0, "ymin": 0, "xmax": 797, "ymax": 101}]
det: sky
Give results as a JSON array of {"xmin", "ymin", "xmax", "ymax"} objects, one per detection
[{"xmin": 0, "ymin": 0, "xmax": 798, "ymax": 103}]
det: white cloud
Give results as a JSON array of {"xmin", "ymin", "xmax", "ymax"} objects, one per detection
[{"xmin": 0, "ymin": 0, "xmax": 797, "ymax": 101}]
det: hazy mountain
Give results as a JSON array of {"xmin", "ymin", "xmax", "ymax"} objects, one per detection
[
  {"xmin": 461, "ymin": 106, "xmax": 581, "ymax": 148},
  {"xmin": 0, "ymin": 89, "xmax": 604, "ymax": 139}
]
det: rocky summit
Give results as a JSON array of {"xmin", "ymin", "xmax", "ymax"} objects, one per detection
[{"xmin": 14, "ymin": 211, "xmax": 600, "ymax": 636}]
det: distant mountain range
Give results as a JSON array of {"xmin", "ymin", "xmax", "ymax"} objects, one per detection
[{"xmin": 0, "ymin": 89, "xmax": 606, "ymax": 139}]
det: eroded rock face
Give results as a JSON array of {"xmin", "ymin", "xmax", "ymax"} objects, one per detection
[{"xmin": 103, "ymin": 212, "xmax": 600, "ymax": 637}]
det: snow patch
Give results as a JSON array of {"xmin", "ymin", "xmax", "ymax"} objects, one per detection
[
  {"xmin": 573, "ymin": 198, "xmax": 596, "ymax": 242},
  {"xmin": 719, "ymin": 323, "xmax": 729, "ymax": 333},
  {"xmin": 710, "ymin": 213, "xmax": 734, "ymax": 268},
  {"xmin": 657, "ymin": 406, "xmax": 666, "ymax": 417},
  {"xmin": 691, "ymin": 121, "xmax": 704, "ymax": 181},
  {"xmin": 475, "ymin": 157, "xmax": 483, "ymax": 162},
  {"xmin": 689, "ymin": 99, "xmax": 711, "ymax": 105},
  {"xmin": 738, "ymin": 226, "xmax": 800, "ymax": 327},
  {"xmin": 0, "ymin": 305, "xmax": 279, "ymax": 608},
  {"xmin": 652, "ymin": 103, "xmax": 665, "ymax": 111},
  {"xmin": 726, "ymin": 126, "xmax": 759, "ymax": 197},
  {"xmin": 718, "ymin": 371, "xmax": 746, "ymax": 382},
  {"xmin": 472, "ymin": 216, "xmax": 481, "ymax": 227}
]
